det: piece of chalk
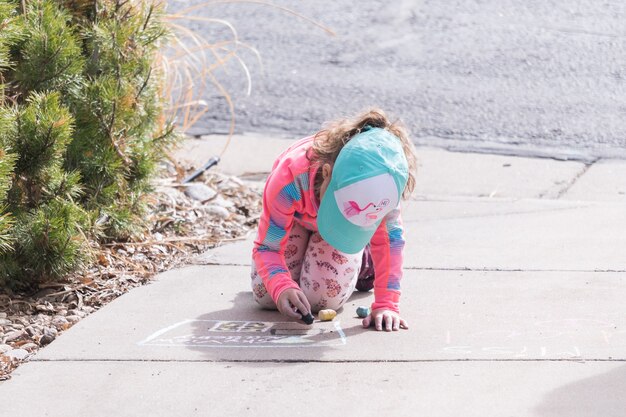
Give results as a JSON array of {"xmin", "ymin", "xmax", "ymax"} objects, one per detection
[
  {"xmin": 318, "ymin": 309, "xmax": 337, "ymax": 321},
  {"xmin": 301, "ymin": 312, "xmax": 314, "ymax": 325},
  {"xmin": 356, "ymin": 306, "xmax": 370, "ymax": 318}
]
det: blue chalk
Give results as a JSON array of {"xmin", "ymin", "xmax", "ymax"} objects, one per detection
[{"xmin": 356, "ymin": 306, "xmax": 370, "ymax": 318}]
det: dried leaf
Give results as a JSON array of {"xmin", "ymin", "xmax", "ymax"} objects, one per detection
[{"xmin": 97, "ymin": 254, "xmax": 109, "ymax": 266}]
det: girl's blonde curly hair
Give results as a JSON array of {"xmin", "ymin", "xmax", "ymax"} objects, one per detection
[{"xmin": 309, "ymin": 108, "xmax": 417, "ymax": 201}]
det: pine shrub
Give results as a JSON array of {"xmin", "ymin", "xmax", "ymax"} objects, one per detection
[{"xmin": 0, "ymin": 0, "xmax": 178, "ymax": 290}]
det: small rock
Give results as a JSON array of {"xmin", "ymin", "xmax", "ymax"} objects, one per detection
[
  {"xmin": 21, "ymin": 343, "xmax": 38, "ymax": 352},
  {"xmin": 0, "ymin": 312, "xmax": 7, "ymax": 319},
  {"xmin": 0, "ymin": 344, "xmax": 12, "ymax": 354},
  {"xmin": 232, "ymin": 214, "xmax": 246, "ymax": 223},
  {"xmin": 51, "ymin": 316, "xmax": 69, "ymax": 328},
  {"xmin": 159, "ymin": 186, "xmax": 186, "ymax": 201},
  {"xmin": 15, "ymin": 317, "xmax": 29, "ymax": 326},
  {"xmin": 25, "ymin": 326, "xmax": 38, "ymax": 337},
  {"xmin": 39, "ymin": 332, "xmax": 56, "ymax": 346},
  {"xmin": 6, "ymin": 348, "xmax": 29, "ymax": 361},
  {"xmin": 204, "ymin": 205, "xmax": 230, "ymax": 219},
  {"xmin": 31, "ymin": 325, "xmax": 44, "ymax": 334},
  {"xmin": 36, "ymin": 304, "xmax": 53, "ymax": 313},
  {"xmin": 4, "ymin": 330, "xmax": 26, "ymax": 342},
  {"xmin": 0, "ymin": 319, "xmax": 11, "ymax": 326},
  {"xmin": 66, "ymin": 315, "xmax": 80, "ymax": 324},
  {"xmin": 212, "ymin": 195, "xmax": 234, "ymax": 208},
  {"xmin": 132, "ymin": 253, "xmax": 147, "ymax": 262},
  {"xmin": 43, "ymin": 326, "xmax": 58, "ymax": 336},
  {"xmin": 65, "ymin": 294, "xmax": 79, "ymax": 305},
  {"xmin": 68, "ymin": 310, "xmax": 85, "ymax": 318},
  {"xmin": 184, "ymin": 183, "xmax": 217, "ymax": 202},
  {"xmin": 57, "ymin": 309, "xmax": 68, "ymax": 316},
  {"xmin": 163, "ymin": 160, "xmax": 177, "ymax": 176}
]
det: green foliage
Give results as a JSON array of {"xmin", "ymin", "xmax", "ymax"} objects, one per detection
[
  {"xmin": 0, "ymin": 3, "xmax": 20, "ymax": 258},
  {"xmin": 13, "ymin": 92, "xmax": 73, "ymax": 183},
  {"xmin": 0, "ymin": 1, "xmax": 23, "ymax": 71},
  {"xmin": 13, "ymin": 0, "xmax": 85, "ymax": 96},
  {"xmin": 9, "ymin": 196, "xmax": 89, "ymax": 284},
  {"xmin": 0, "ymin": 150, "xmax": 15, "ymax": 254},
  {"xmin": 0, "ymin": 0, "xmax": 179, "ymax": 290}
]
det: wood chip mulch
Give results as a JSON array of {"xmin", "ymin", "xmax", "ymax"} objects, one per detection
[{"xmin": 0, "ymin": 162, "xmax": 263, "ymax": 380}]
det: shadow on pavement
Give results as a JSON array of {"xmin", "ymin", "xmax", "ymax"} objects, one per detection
[
  {"xmin": 534, "ymin": 364, "xmax": 626, "ymax": 417},
  {"xmin": 186, "ymin": 290, "xmax": 372, "ymax": 366}
]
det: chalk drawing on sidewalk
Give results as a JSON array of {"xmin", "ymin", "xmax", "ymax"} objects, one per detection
[
  {"xmin": 138, "ymin": 319, "xmax": 347, "ymax": 348},
  {"xmin": 441, "ymin": 318, "xmax": 623, "ymax": 358}
]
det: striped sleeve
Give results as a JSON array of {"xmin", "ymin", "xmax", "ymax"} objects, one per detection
[
  {"xmin": 252, "ymin": 169, "xmax": 310, "ymax": 303},
  {"xmin": 369, "ymin": 208, "xmax": 405, "ymax": 313}
]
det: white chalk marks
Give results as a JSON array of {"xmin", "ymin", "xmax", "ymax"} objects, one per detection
[
  {"xmin": 138, "ymin": 319, "xmax": 347, "ymax": 348},
  {"xmin": 443, "ymin": 318, "xmax": 624, "ymax": 359}
]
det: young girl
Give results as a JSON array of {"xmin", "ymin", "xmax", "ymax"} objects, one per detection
[{"xmin": 251, "ymin": 109, "xmax": 417, "ymax": 332}]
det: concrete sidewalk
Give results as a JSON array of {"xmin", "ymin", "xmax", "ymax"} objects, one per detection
[{"xmin": 1, "ymin": 135, "xmax": 626, "ymax": 417}]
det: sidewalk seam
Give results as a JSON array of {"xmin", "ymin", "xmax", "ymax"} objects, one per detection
[
  {"xmin": 29, "ymin": 358, "xmax": 626, "ymax": 363},
  {"xmin": 405, "ymin": 267, "xmax": 626, "ymax": 273},
  {"xmin": 190, "ymin": 261, "xmax": 626, "ymax": 274},
  {"xmin": 550, "ymin": 160, "xmax": 596, "ymax": 199}
]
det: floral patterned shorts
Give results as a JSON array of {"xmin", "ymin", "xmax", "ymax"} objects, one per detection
[{"xmin": 251, "ymin": 222, "xmax": 366, "ymax": 312}]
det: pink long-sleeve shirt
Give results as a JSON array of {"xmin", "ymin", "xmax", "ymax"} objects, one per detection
[{"xmin": 252, "ymin": 136, "xmax": 406, "ymax": 313}]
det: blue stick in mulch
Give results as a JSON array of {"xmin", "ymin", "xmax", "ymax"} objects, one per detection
[{"xmin": 182, "ymin": 156, "xmax": 220, "ymax": 184}]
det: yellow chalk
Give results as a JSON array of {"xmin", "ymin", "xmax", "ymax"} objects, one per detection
[{"xmin": 318, "ymin": 309, "xmax": 337, "ymax": 321}]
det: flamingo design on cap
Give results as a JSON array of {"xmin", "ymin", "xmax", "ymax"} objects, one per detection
[{"xmin": 343, "ymin": 199, "xmax": 390, "ymax": 220}]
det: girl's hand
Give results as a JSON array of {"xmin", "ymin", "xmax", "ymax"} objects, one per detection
[
  {"xmin": 277, "ymin": 288, "xmax": 312, "ymax": 320},
  {"xmin": 362, "ymin": 309, "xmax": 409, "ymax": 331}
]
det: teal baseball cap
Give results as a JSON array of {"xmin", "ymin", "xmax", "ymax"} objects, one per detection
[{"xmin": 317, "ymin": 127, "xmax": 409, "ymax": 254}]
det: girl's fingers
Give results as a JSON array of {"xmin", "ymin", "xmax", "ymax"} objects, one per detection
[
  {"xmin": 296, "ymin": 292, "xmax": 312, "ymax": 316},
  {"xmin": 363, "ymin": 312, "xmax": 409, "ymax": 331},
  {"xmin": 392, "ymin": 316, "xmax": 400, "ymax": 331},
  {"xmin": 285, "ymin": 309, "xmax": 302, "ymax": 319},
  {"xmin": 375, "ymin": 314, "xmax": 384, "ymax": 331},
  {"xmin": 279, "ymin": 299, "xmax": 302, "ymax": 319},
  {"xmin": 290, "ymin": 297, "xmax": 309, "ymax": 319},
  {"xmin": 384, "ymin": 314, "xmax": 393, "ymax": 332}
]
